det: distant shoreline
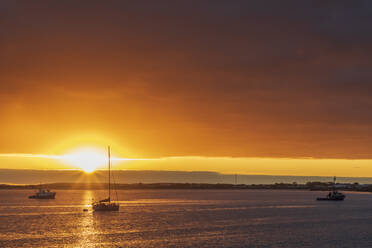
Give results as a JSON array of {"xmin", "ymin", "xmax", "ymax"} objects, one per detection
[
  {"xmin": 3, "ymin": 169, "xmax": 372, "ymax": 185},
  {"xmin": 1, "ymin": 182, "xmax": 372, "ymax": 192}
]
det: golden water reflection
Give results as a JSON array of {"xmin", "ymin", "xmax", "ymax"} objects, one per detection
[{"xmin": 76, "ymin": 190, "xmax": 97, "ymax": 248}]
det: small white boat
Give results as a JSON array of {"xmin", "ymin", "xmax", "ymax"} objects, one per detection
[
  {"xmin": 92, "ymin": 146, "xmax": 119, "ymax": 212},
  {"xmin": 29, "ymin": 188, "xmax": 56, "ymax": 199}
]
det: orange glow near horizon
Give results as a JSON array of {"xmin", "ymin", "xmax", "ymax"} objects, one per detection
[
  {"xmin": 1, "ymin": 151, "xmax": 372, "ymax": 178},
  {"xmin": 1, "ymin": 136, "xmax": 372, "ymax": 177}
]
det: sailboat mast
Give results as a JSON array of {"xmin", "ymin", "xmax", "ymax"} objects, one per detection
[
  {"xmin": 108, "ymin": 146, "xmax": 111, "ymax": 203},
  {"xmin": 333, "ymin": 176, "xmax": 336, "ymax": 192}
]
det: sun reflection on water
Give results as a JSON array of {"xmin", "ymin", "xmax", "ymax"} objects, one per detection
[{"xmin": 76, "ymin": 190, "xmax": 96, "ymax": 247}]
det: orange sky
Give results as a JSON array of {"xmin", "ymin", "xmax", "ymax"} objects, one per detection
[{"xmin": 1, "ymin": 1, "xmax": 372, "ymax": 176}]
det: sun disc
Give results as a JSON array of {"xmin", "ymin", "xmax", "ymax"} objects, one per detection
[{"xmin": 60, "ymin": 148, "xmax": 107, "ymax": 173}]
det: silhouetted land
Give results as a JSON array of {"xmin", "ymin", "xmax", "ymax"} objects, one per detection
[
  {"xmin": 1, "ymin": 182, "xmax": 372, "ymax": 192},
  {"xmin": 4, "ymin": 169, "xmax": 372, "ymax": 185}
]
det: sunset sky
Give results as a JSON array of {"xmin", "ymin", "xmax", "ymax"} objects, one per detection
[{"xmin": 1, "ymin": 1, "xmax": 372, "ymax": 177}]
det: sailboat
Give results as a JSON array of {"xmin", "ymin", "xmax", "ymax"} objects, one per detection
[{"xmin": 92, "ymin": 146, "xmax": 119, "ymax": 211}]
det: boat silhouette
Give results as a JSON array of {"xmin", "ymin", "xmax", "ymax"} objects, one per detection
[
  {"xmin": 92, "ymin": 146, "xmax": 119, "ymax": 211},
  {"xmin": 29, "ymin": 185, "xmax": 56, "ymax": 199},
  {"xmin": 316, "ymin": 176, "xmax": 345, "ymax": 201}
]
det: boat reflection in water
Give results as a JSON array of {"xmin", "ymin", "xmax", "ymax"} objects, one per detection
[
  {"xmin": 92, "ymin": 146, "xmax": 119, "ymax": 212},
  {"xmin": 317, "ymin": 176, "xmax": 345, "ymax": 201}
]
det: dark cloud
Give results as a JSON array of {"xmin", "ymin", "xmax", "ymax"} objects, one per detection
[{"xmin": 1, "ymin": 0, "xmax": 372, "ymax": 158}]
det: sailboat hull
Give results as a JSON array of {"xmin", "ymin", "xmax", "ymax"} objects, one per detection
[{"xmin": 93, "ymin": 202, "xmax": 119, "ymax": 211}]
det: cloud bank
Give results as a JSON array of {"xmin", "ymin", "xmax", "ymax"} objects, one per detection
[{"xmin": 1, "ymin": 1, "xmax": 372, "ymax": 158}]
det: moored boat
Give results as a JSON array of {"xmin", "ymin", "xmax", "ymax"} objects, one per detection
[
  {"xmin": 29, "ymin": 188, "xmax": 56, "ymax": 199},
  {"xmin": 92, "ymin": 146, "xmax": 119, "ymax": 212},
  {"xmin": 316, "ymin": 176, "xmax": 345, "ymax": 201}
]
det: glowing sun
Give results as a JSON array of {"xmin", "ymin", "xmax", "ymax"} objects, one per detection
[{"xmin": 60, "ymin": 147, "xmax": 107, "ymax": 173}]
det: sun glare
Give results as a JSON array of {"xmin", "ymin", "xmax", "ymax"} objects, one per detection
[{"xmin": 60, "ymin": 148, "xmax": 107, "ymax": 173}]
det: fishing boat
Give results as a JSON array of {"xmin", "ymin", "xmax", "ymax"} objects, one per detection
[
  {"xmin": 29, "ymin": 186, "xmax": 56, "ymax": 199},
  {"xmin": 316, "ymin": 176, "xmax": 345, "ymax": 201},
  {"xmin": 92, "ymin": 146, "xmax": 119, "ymax": 211}
]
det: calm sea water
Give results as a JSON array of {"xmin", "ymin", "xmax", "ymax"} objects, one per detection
[{"xmin": 1, "ymin": 189, "xmax": 372, "ymax": 247}]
